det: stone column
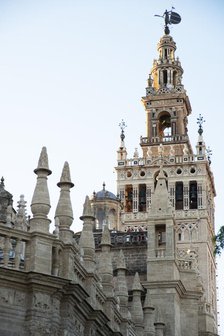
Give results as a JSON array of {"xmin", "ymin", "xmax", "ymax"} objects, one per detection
[{"xmin": 143, "ymin": 289, "xmax": 155, "ymax": 336}]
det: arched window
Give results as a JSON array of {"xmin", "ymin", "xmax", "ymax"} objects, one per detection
[
  {"xmin": 173, "ymin": 70, "xmax": 177, "ymax": 86},
  {"xmin": 189, "ymin": 181, "xmax": 197, "ymax": 209},
  {"xmin": 158, "ymin": 112, "xmax": 171, "ymax": 137},
  {"xmin": 175, "ymin": 181, "xmax": 183, "ymax": 210},
  {"xmin": 138, "ymin": 184, "xmax": 146, "ymax": 212},
  {"xmin": 163, "ymin": 70, "xmax": 168, "ymax": 85}
]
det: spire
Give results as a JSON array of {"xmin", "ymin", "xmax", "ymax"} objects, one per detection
[
  {"xmin": 79, "ymin": 196, "xmax": 96, "ymax": 272},
  {"xmin": 116, "ymin": 249, "xmax": 127, "ymax": 270},
  {"xmin": 98, "ymin": 225, "xmax": 114, "ymax": 297},
  {"xmin": 143, "ymin": 289, "xmax": 155, "ymax": 336},
  {"xmin": 117, "ymin": 119, "xmax": 127, "ymax": 161},
  {"xmin": 55, "ymin": 162, "xmax": 74, "ymax": 242},
  {"xmin": 196, "ymin": 114, "xmax": 206, "ymax": 157},
  {"xmin": 131, "ymin": 272, "xmax": 144, "ymax": 330},
  {"xmin": 114, "ymin": 249, "xmax": 129, "ymax": 319},
  {"xmin": 15, "ymin": 195, "xmax": 28, "ymax": 231},
  {"xmin": 132, "ymin": 272, "xmax": 143, "ymax": 292},
  {"xmin": 100, "ymin": 223, "xmax": 111, "ymax": 246},
  {"xmin": 30, "ymin": 147, "xmax": 52, "ymax": 232},
  {"xmin": 154, "ymin": 308, "xmax": 165, "ymax": 336}
]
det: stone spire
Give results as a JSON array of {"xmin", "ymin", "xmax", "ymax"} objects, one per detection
[
  {"xmin": 154, "ymin": 308, "xmax": 165, "ymax": 336},
  {"xmin": 98, "ymin": 224, "xmax": 114, "ymax": 297},
  {"xmin": 117, "ymin": 119, "xmax": 127, "ymax": 161},
  {"xmin": 79, "ymin": 196, "xmax": 96, "ymax": 272},
  {"xmin": 114, "ymin": 249, "xmax": 129, "ymax": 319},
  {"xmin": 15, "ymin": 195, "xmax": 28, "ymax": 231},
  {"xmin": 55, "ymin": 161, "xmax": 74, "ymax": 243},
  {"xmin": 196, "ymin": 114, "xmax": 206, "ymax": 157},
  {"xmin": 30, "ymin": 147, "xmax": 52, "ymax": 233},
  {"xmin": 143, "ymin": 289, "xmax": 155, "ymax": 336},
  {"xmin": 131, "ymin": 272, "xmax": 144, "ymax": 335}
]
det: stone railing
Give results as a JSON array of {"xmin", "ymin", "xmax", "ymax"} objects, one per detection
[
  {"xmin": 155, "ymin": 248, "xmax": 166, "ymax": 258},
  {"xmin": 0, "ymin": 225, "xmax": 30, "ymax": 270},
  {"xmin": 177, "ymin": 258, "xmax": 196, "ymax": 271},
  {"xmin": 140, "ymin": 134, "xmax": 189, "ymax": 145}
]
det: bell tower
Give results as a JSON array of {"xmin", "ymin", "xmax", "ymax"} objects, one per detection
[
  {"xmin": 116, "ymin": 9, "xmax": 218, "ymax": 335},
  {"xmin": 141, "ymin": 32, "xmax": 192, "ymax": 158}
]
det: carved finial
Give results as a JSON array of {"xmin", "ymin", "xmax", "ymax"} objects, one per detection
[
  {"xmin": 17, "ymin": 194, "xmax": 27, "ymax": 216},
  {"xmin": 206, "ymin": 146, "xmax": 212, "ymax": 165},
  {"xmin": 57, "ymin": 161, "xmax": 74, "ymax": 188},
  {"xmin": 119, "ymin": 119, "xmax": 127, "ymax": 142},
  {"xmin": 0, "ymin": 177, "xmax": 5, "ymax": 188},
  {"xmin": 55, "ymin": 162, "xmax": 74, "ymax": 234},
  {"xmin": 116, "ymin": 249, "xmax": 127, "ymax": 270},
  {"xmin": 36, "ymin": 147, "xmax": 50, "ymax": 171},
  {"xmin": 53, "ymin": 217, "xmax": 60, "ymax": 238},
  {"xmin": 103, "ymin": 182, "xmax": 106, "ymax": 191},
  {"xmin": 197, "ymin": 114, "xmax": 205, "ymax": 136},
  {"xmin": 101, "ymin": 224, "xmax": 111, "ymax": 245},
  {"xmin": 143, "ymin": 289, "xmax": 154, "ymax": 309},
  {"xmin": 80, "ymin": 196, "xmax": 94, "ymax": 219},
  {"xmin": 30, "ymin": 147, "xmax": 51, "ymax": 232},
  {"xmin": 132, "ymin": 272, "xmax": 143, "ymax": 292}
]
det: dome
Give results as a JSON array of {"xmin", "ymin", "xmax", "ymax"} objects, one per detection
[{"xmin": 94, "ymin": 182, "xmax": 117, "ymax": 201}]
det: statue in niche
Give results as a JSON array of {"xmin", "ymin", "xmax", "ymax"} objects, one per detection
[{"xmin": 169, "ymin": 145, "xmax": 175, "ymax": 156}]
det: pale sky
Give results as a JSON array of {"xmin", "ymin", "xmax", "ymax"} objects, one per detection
[{"xmin": 0, "ymin": 0, "xmax": 223, "ymax": 334}]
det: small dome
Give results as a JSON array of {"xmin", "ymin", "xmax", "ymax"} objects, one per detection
[{"xmin": 94, "ymin": 182, "xmax": 117, "ymax": 201}]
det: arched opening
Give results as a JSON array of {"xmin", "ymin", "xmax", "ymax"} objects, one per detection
[
  {"xmin": 158, "ymin": 112, "xmax": 171, "ymax": 137},
  {"xmin": 163, "ymin": 70, "xmax": 168, "ymax": 86},
  {"xmin": 175, "ymin": 181, "xmax": 183, "ymax": 210},
  {"xmin": 173, "ymin": 70, "xmax": 177, "ymax": 86},
  {"xmin": 189, "ymin": 181, "xmax": 198, "ymax": 209},
  {"xmin": 108, "ymin": 209, "xmax": 116, "ymax": 229}
]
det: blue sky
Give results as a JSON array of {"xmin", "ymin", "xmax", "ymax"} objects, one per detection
[{"xmin": 0, "ymin": 0, "xmax": 223, "ymax": 333}]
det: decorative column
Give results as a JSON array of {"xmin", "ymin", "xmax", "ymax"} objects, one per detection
[
  {"xmin": 55, "ymin": 161, "xmax": 74, "ymax": 244},
  {"xmin": 28, "ymin": 147, "xmax": 53, "ymax": 274},
  {"xmin": 143, "ymin": 289, "xmax": 155, "ymax": 336},
  {"xmin": 131, "ymin": 272, "xmax": 144, "ymax": 336},
  {"xmin": 154, "ymin": 309, "xmax": 165, "ymax": 336},
  {"xmin": 114, "ymin": 249, "xmax": 129, "ymax": 319},
  {"xmin": 98, "ymin": 225, "xmax": 114, "ymax": 297},
  {"xmin": 30, "ymin": 147, "xmax": 51, "ymax": 233},
  {"xmin": 98, "ymin": 225, "xmax": 115, "ymax": 327},
  {"xmin": 79, "ymin": 196, "xmax": 96, "ymax": 273}
]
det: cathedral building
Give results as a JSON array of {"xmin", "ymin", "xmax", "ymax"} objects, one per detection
[{"xmin": 0, "ymin": 11, "xmax": 218, "ymax": 336}]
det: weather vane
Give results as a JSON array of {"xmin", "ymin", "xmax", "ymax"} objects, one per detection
[
  {"xmin": 119, "ymin": 119, "xmax": 127, "ymax": 141},
  {"xmin": 197, "ymin": 114, "xmax": 205, "ymax": 136},
  {"xmin": 155, "ymin": 8, "xmax": 181, "ymax": 35}
]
